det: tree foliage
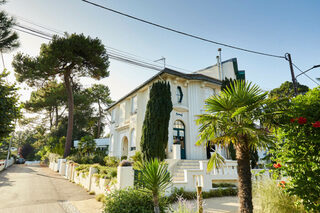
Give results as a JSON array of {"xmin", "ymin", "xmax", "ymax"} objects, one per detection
[
  {"xmin": 85, "ymin": 84, "xmax": 113, "ymax": 138},
  {"xmin": 77, "ymin": 135, "xmax": 96, "ymax": 157},
  {"xmin": 221, "ymin": 78, "xmax": 259, "ymax": 168},
  {"xmin": 138, "ymin": 159, "xmax": 172, "ymax": 213},
  {"xmin": 0, "ymin": 0, "xmax": 19, "ymax": 52},
  {"xmin": 140, "ymin": 81, "xmax": 172, "ymax": 161},
  {"xmin": 13, "ymin": 33, "xmax": 110, "ymax": 157},
  {"xmin": 25, "ymin": 81, "xmax": 66, "ymax": 129},
  {"xmin": 269, "ymin": 81, "xmax": 309, "ymax": 99},
  {"xmin": 196, "ymin": 80, "xmax": 276, "ymax": 213},
  {"xmin": 0, "ymin": 71, "xmax": 21, "ymax": 141},
  {"xmin": 271, "ymin": 87, "xmax": 320, "ymax": 212}
]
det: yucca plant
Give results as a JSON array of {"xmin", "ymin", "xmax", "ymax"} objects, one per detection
[
  {"xmin": 139, "ymin": 158, "xmax": 172, "ymax": 213},
  {"xmin": 197, "ymin": 80, "xmax": 276, "ymax": 213}
]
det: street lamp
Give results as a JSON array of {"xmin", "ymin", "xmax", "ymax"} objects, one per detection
[
  {"xmin": 295, "ymin": 65, "xmax": 320, "ymax": 79},
  {"xmin": 294, "ymin": 64, "xmax": 320, "ymax": 95}
]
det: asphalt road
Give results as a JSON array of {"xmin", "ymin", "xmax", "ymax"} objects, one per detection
[{"xmin": 0, "ymin": 164, "xmax": 99, "ymax": 213}]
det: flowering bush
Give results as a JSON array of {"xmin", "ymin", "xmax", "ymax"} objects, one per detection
[{"xmin": 271, "ymin": 87, "xmax": 320, "ymax": 212}]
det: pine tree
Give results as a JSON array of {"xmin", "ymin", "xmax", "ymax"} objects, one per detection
[
  {"xmin": 140, "ymin": 81, "xmax": 172, "ymax": 161},
  {"xmin": 0, "ymin": 0, "xmax": 19, "ymax": 52}
]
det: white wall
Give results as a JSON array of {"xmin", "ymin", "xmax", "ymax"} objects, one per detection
[{"xmin": 109, "ymin": 68, "xmax": 234, "ymax": 160}]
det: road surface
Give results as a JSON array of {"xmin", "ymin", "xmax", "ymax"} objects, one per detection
[{"xmin": 0, "ymin": 164, "xmax": 101, "ymax": 213}]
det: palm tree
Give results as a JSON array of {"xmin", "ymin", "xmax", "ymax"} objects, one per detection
[
  {"xmin": 196, "ymin": 80, "xmax": 273, "ymax": 213},
  {"xmin": 139, "ymin": 158, "xmax": 172, "ymax": 213}
]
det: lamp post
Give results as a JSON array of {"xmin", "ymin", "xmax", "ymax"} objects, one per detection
[{"xmin": 294, "ymin": 64, "xmax": 320, "ymax": 96}]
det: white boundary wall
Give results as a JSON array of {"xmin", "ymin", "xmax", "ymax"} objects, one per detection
[{"xmin": 0, "ymin": 158, "xmax": 15, "ymax": 171}]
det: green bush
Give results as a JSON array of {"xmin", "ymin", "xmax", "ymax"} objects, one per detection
[
  {"xmin": 104, "ymin": 188, "xmax": 169, "ymax": 213},
  {"xmin": 95, "ymin": 193, "xmax": 105, "ymax": 202},
  {"xmin": 212, "ymin": 183, "xmax": 236, "ymax": 188},
  {"xmin": 253, "ymin": 180, "xmax": 304, "ymax": 213},
  {"xmin": 104, "ymin": 156, "xmax": 119, "ymax": 167},
  {"xmin": 168, "ymin": 187, "xmax": 237, "ymax": 203}
]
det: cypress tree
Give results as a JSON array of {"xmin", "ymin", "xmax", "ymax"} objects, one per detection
[{"xmin": 140, "ymin": 81, "xmax": 173, "ymax": 161}]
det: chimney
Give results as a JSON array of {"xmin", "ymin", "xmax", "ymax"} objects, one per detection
[
  {"xmin": 218, "ymin": 48, "xmax": 224, "ymax": 80},
  {"xmin": 216, "ymin": 55, "xmax": 221, "ymax": 80}
]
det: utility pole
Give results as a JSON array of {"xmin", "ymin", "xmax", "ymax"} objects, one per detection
[{"xmin": 285, "ymin": 53, "xmax": 298, "ymax": 96}]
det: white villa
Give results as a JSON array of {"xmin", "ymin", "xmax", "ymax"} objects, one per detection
[{"xmin": 107, "ymin": 58, "xmax": 245, "ymax": 161}]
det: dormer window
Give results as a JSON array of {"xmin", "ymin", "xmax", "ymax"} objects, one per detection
[{"xmin": 176, "ymin": 86, "xmax": 183, "ymax": 103}]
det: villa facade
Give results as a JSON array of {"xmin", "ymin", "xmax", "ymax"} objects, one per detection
[{"xmin": 107, "ymin": 58, "xmax": 245, "ymax": 161}]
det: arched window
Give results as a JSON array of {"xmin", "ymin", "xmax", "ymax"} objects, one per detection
[
  {"xmin": 176, "ymin": 86, "xmax": 183, "ymax": 103},
  {"xmin": 130, "ymin": 129, "xmax": 136, "ymax": 151}
]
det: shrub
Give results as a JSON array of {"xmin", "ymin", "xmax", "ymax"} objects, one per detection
[
  {"xmin": 104, "ymin": 156, "xmax": 119, "ymax": 167},
  {"xmin": 95, "ymin": 194, "xmax": 105, "ymax": 202},
  {"xmin": 89, "ymin": 191, "xmax": 95, "ymax": 195},
  {"xmin": 173, "ymin": 197, "xmax": 196, "ymax": 213},
  {"xmin": 104, "ymin": 188, "xmax": 169, "ymax": 213},
  {"xmin": 168, "ymin": 187, "xmax": 237, "ymax": 203},
  {"xmin": 253, "ymin": 180, "xmax": 304, "ymax": 213},
  {"xmin": 212, "ymin": 183, "xmax": 236, "ymax": 188},
  {"xmin": 119, "ymin": 160, "xmax": 132, "ymax": 167}
]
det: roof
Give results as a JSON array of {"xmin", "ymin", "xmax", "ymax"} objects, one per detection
[
  {"xmin": 74, "ymin": 138, "xmax": 110, "ymax": 147},
  {"xmin": 107, "ymin": 67, "xmax": 222, "ymax": 111}
]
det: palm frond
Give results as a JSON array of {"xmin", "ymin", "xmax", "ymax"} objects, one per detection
[{"xmin": 207, "ymin": 152, "xmax": 225, "ymax": 172}]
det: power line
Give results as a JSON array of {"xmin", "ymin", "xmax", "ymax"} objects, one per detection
[
  {"xmin": 15, "ymin": 24, "xmax": 54, "ymax": 38},
  {"xmin": 15, "ymin": 16, "xmax": 65, "ymax": 35},
  {"xmin": 292, "ymin": 63, "xmax": 320, "ymax": 86},
  {"xmin": 13, "ymin": 27, "xmax": 52, "ymax": 40},
  {"xmin": 81, "ymin": 0, "xmax": 285, "ymax": 59}
]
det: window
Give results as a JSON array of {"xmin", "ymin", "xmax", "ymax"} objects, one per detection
[
  {"xmin": 176, "ymin": 86, "xmax": 183, "ymax": 103},
  {"xmin": 130, "ymin": 129, "xmax": 136, "ymax": 151},
  {"xmin": 131, "ymin": 96, "xmax": 137, "ymax": 114}
]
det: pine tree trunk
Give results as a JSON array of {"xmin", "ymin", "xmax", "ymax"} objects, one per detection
[
  {"xmin": 55, "ymin": 106, "xmax": 59, "ymax": 127},
  {"xmin": 236, "ymin": 138, "xmax": 253, "ymax": 213},
  {"xmin": 63, "ymin": 73, "xmax": 74, "ymax": 158},
  {"xmin": 97, "ymin": 99, "xmax": 101, "ymax": 138},
  {"xmin": 49, "ymin": 109, "xmax": 53, "ymax": 130}
]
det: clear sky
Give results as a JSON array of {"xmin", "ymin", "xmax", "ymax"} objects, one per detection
[{"xmin": 2, "ymin": 0, "xmax": 320, "ymax": 103}]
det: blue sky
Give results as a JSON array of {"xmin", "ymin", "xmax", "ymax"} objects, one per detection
[{"xmin": 2, "ymin": 0, "xmax": 320, "ymax": 102}]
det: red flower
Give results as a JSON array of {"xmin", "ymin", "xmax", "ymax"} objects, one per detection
[
  {"xmin": 312, "ymin": 121, "xmax": 320, "ymax": 128},
  {"xmin": 273, "ymin": 163, "xmax": 281, "ymax": 168},
  {"xmin": 298, "ymin": 117, "xmax": 307, "ymax": 124},
  {"xmin": 278, "ymin": 181, "xmax": 286, "ymax": 188},
  {"xmin": 290, "ymin": 118, "xmax": 296, "ymax": 123}
]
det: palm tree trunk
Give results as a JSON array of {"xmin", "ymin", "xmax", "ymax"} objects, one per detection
[
  {"xmin": 153, "ymin": 194, "xmax": 160, "ymax": 213},
  {"xmin": 63, "ymin": 73, "xmax": 74, "ymax": 158},
  {"xmin": 236, "ymin": 139, "xmax": 253, "ymax": 213}
]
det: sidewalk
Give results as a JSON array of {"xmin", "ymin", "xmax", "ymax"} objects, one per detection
[
  {"xmin": 0, "ymin": 164, "xmax": 103, "ymax": 213},
  {"xmin": 172, "ymin": 196, "xmax": 239, "ymax": 213}
]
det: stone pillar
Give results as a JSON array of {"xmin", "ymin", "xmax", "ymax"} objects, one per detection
[
  {"xmin": 173, "ymin": 144, "xmax": 181, "ymax": 160},
  {"xmin": 88, "ymin": 167, "xmax": 98, "ymax": 192},
  {"xmin": 117, "ymin": 166, "xmax": 134, "ymax": 189},
  {"xmin": 59, "ymin": 160, "xmax": 66, "ymax": 176}
]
